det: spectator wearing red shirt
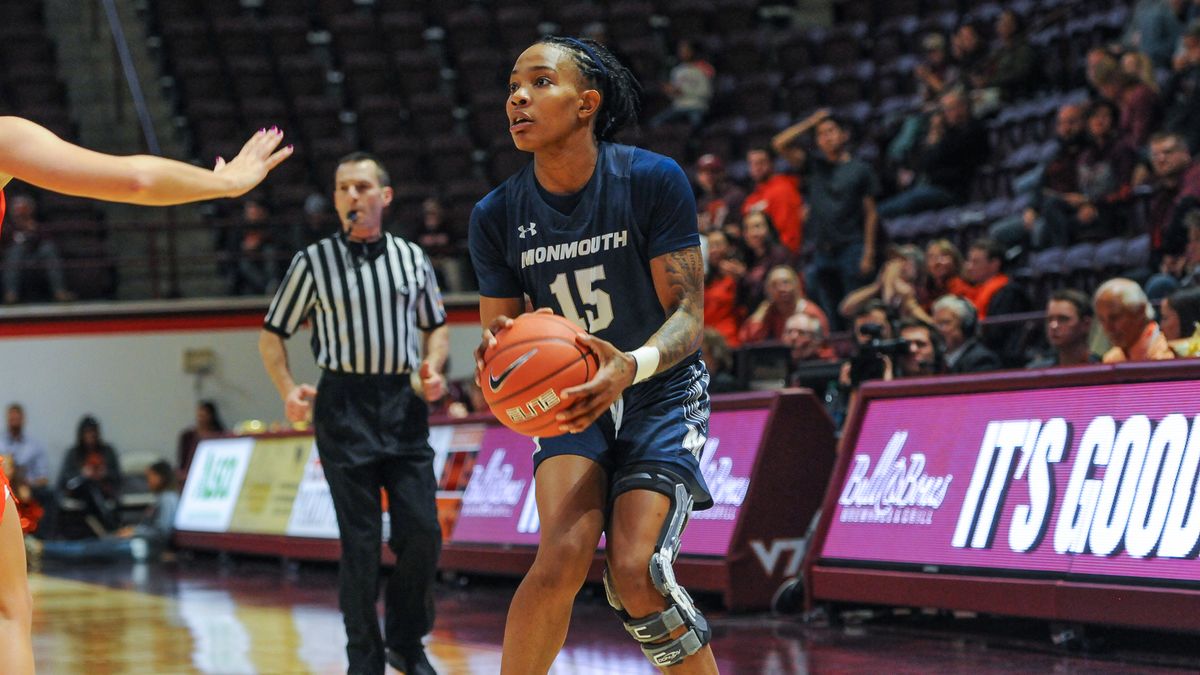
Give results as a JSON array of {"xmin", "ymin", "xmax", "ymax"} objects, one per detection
[
  {"xmin": 743, "ymin": 147, "xmax": 804, "ymax": 255},
  {"xmin": 704, "ymin": 230, "xmax": 746, "ymax": 347},
  {"xmin": 964, "ymin": 238, "xmax": 1032, "ymax": 367},
  {"xmin": 963, "ymin": 238, "xmax": 1029, "ymax": 320},
  {"xmin": 739, "ymin": 265, "xmax": 829, "ymax": 344}
]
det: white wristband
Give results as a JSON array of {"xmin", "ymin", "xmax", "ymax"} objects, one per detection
[{"xmin": 627, "ymin": 346, "xmax": 661, "ymax": 385}]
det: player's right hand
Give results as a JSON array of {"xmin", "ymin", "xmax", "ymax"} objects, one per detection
[
  {"xmin": 285, "ymin": 383, "xmax": 317, "ymax": 423},
  {"xmin": 474, "ymin": 307, "xmax": 553, "ymax": 385},
  {"xmin": 214, "ymin": 127, "xmax": 293, "ymax": 198},
  {"xmin": 475, "ymin": 315, "xmax": 513, "ymax": 386}
]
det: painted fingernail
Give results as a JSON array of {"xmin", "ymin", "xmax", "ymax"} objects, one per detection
[
  {"xmin": 270, "ymin": 125, "xmax": 278, "ymax": 133},
  {"xmin": 286, "ymin": 144, "xmax": 294, "ymax": 151}
]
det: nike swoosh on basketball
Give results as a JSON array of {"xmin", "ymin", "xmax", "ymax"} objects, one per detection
[{"xmin": 489, "ymin": 348, "xmax": 539, "ymax": 392}]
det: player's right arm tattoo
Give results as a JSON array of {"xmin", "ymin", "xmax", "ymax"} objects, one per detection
[{"xmin": 647, "ymin": 245, "xmax": 705, "ymax": 374}]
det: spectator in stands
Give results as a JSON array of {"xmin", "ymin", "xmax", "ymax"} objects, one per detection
[
  {"xmin": 1027, "ymin": 289, "xmax": 1100, "ymax": 368},
  {"xmin": 694, "ymin": 154, "xmax": 745, "ymax": 233},
  {"xmin": 700, "ymin": 329, "xmax": 739, "ymax": 394},
  {"xmin": 1125, "ymin": 0, "xmax": 1187, "ymax": 69},
  {"xmin": 933, "ymin": 294, "xmax": 1002, "ymax": 373},
  {"xmin": 924, "ymin": 238, "xmax": 974, "ymax": 304},
  {"xmin": 840, "ymin": 244, "xmax": 934, "ymax": 325},
  {"xmin": 895, "ymin": 318, "xmax": 946, "ymax": 377},
  {"xmin": 416, "ymin": 197, "xmax": 464, "ymax": 293},
  {"xmin": 739, "ymin": 265, "xmax": 829, "ymax": 344},
  {"xmin": 651, "ymin": 39, "xmax": 714, "ymax": 130},
  {"xmin": 1146, "ymin": 205, "xmax": 1200, "ymax": 298},
  {"xmin": 56, "ymin": 415, "xmax": 122, "ymax": 534},
  {"xmin": 993, "ymin": 103, "xmax": 1089, "ymax": 251},
  {"xmin": 737, "ymin": 210, "xmax": 791, "ymax": 309},
  {"xmin": 704, "ymin": 230, "xmax": 746, "ymax": 347},
  {"xmin": 0, "ymin": 404, "xmax": 48, "ymax": 496},
  {"xmin": 783, "ymin": 312, "xmax": 833, "ymax": 365},
  {"xmin": 1163, "ymin": 22, "xmax": 1200, "ymax": 152},
  {"xmin": 1086, "ymin": 47, "xmax": 1122, "ymax": 92},
  {"xmin": 1091, "ymin": 57, "xmax": 1161, "ymax": 149},
  {"xmin": 1122, "ymin": 51, "xmax": 1161, "ymax": 94},
  {"xmin": 1094, "ymin": 277, "xmax": 1176, "ymax": 362},
  {"xmin": 773, "ymin": 110, "xmax": 881, "ymax": 325},
  {"xmin": 1146, "ymin": 132, "xmax": 1200, "ymax": 261},
  {"xmin": 743, "ymin": 146, "xmax": 804, "ymax": 255},
  {"xmin": 952, "ymin": 23, "xmax": 990, "ymax": 93},
  {"xmin": 979, "ymin": 10, "xmax": 1041, "ymax": 103},
  {"xmin": 879, "ymin": 89, "xmax": 990, "ymax": 218},
  {"xmin": 994, "ymin": 103, "xmax": 1089, "ymax": 250},
  {"xmin": 837, "ymin": 300, "xmax": 897, "ymax": 387},
  {"xmin": 914, "ymin": 33, "xmax": 961, "ymax": 103},
  {"xmin": 37, "ymin": 460, "xmax": 179, "ymax": 563},
  {"xmin": 963, "ymin": 238, "xmax": 1030, "ymax": 320},
  {"xmin": 1161, "ymin": 286, "xmax": 1200, "ymax": 355},
  {"xmin": 1066, "ymin": 99, "xmax": 1138, "ymax": 243},
  {"xmin": 227, "ymin": 196, "xmax": 282, "ymax": 296},
  {"xmin": 176, "ymin": 401, "xmax": 225, "ymax": 482},
  {"xmin": 3, "ymin": 194, "xmax": 72, "ymax": 304},
  {"xmin": 889, "ymin": 33, "xmax": 960, "ymax": 167},
  {"xmin": 295, "ymin": 193, "xmax": 335, "ymax": 250}
]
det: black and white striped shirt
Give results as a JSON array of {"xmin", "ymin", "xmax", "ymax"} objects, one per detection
[{"xmin": 263, "ymin": 233, "xmax": 446, "ymax": 374}]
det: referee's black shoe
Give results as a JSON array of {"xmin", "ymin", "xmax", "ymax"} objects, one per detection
[{"xmin": 386, "ymin": 645, "xmax": 437, "ymax": 675}]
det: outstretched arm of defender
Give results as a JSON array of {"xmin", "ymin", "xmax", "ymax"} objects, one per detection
[
  {"xmin": 558, "ymin": 246, "xmax": 704, "ymax": 433},
  {"xmin": 0, "ymin": 117, "xmax": 291, "ymax": 205}
]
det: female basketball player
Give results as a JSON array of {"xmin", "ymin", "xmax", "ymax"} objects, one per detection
[
  {"xmin": 0, "ymin": 116, "xmax": 291, "ymax": 675},
  {"xmin": 469, "ymin": 38, "xmax": 718, "ymax": 674}
]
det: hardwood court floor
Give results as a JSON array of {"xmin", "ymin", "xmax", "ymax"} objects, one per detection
[{"xmin": 28, "ymin": 556, "xmax": 1200, "ymax": 674}]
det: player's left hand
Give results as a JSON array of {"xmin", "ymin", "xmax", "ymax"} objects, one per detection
[
  {"xmin": 419, "ymin": 361, "xmax": 446, "ymax": 402},
  {"xmin": 556, "ymin": 334, "xmax": 636, "ymax": 434}
]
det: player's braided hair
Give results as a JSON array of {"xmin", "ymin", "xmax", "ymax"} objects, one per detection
[{"xmin": 539, "ymin": 36, "xmax": 642, "ymax": 142}]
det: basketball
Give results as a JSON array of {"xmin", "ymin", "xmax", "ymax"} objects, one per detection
[{"xmin": 481, "ymin": 312, "xmax": 599, "ymax": 437}]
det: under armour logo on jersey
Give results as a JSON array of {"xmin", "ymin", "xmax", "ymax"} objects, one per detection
[{"xmin": 518, "ymin": 222, "xmax": 538, "ymax": 239}]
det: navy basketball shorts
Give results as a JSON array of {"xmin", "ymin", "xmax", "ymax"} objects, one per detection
[{"xmin": 533, "ymin": 355, "xmax": 714, "ymax": 510}]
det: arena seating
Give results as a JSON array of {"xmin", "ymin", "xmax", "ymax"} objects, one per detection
[
  {"xmin": 138, "ymin": 0, "xmax": 1152, "ymax": 311},
  {"xmin": 0, "ymin": 2, "xmax": 115, "ymax": 300}
]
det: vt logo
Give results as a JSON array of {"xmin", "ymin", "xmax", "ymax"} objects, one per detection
[{"xmin": 518, "ymin": 222, "xmax": 538, "ymax": 238}]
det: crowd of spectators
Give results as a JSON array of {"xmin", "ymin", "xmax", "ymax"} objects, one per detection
[
  {"xmin": 678, "ymin": 4, "xmax": 1200, "ymax": 430},
  {"xmin": 0, "ymin": 401, "xmax": 207, "ymax": 565}
]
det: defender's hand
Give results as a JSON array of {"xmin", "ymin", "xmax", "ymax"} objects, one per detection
[
  {"xmin": 285, "ymin": 384, "xmax": 317, "ymax": 423},
  {"xmin": 556, "ymin": 334, "xmax": 636, "ymax": 434},
  {"xmin": 214, "ymin": 127, "xmax": 293, "ymax": 198},
  {"xmin": 419, "ymin": 361, "xmax": 446, "ymax": 402}
]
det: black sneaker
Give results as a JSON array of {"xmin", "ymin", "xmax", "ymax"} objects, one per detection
[{"xmin": 386, "ymin": 646, "xmax": 437, "ymax": 675}]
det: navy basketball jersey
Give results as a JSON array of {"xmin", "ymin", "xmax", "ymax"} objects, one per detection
[{"xmin": 469, "ymin": 143, "xmax": 700, "ymax": 353}]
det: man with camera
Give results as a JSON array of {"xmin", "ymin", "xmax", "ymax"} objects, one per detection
[{"xmin": 895, "ymin": 319, "xmax": 946, "ymax": 377}]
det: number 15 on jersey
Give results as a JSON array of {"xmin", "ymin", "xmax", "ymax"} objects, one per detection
[{"xmin": 548, "ymin": 264, "xmax": 613, "ymax": 332}]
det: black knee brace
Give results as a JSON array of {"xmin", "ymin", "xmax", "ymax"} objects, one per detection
[{"xmin": 602, "ymin": 469, "xmax": 711, "ymax": 667}]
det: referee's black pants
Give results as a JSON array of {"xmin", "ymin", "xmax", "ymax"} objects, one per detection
[{"xmin": 315, "ymin": 372, "xmax": 442, "ymax": 675}]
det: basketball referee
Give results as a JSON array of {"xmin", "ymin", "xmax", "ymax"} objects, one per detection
[{"xmin": 259, "ymin": 152, "xmax": 447, "ymax": 675}]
